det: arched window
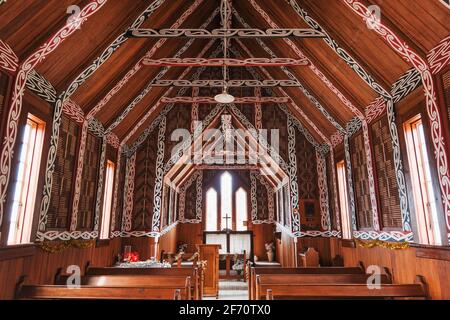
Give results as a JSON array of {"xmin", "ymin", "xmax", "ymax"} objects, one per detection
[
  {"xmin": 205, "ymin": 188, "xmax": 218, "ymax": 231},
  {"xmin": 220, "ymin": 172, "xmax": 232, "ymax": 230},
  {"xmin": 235, "ymin": 188, "xmax": 248, "ymax": 231}
]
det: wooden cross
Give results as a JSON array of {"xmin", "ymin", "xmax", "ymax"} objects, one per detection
[{"xmin": 223, "ymin": 213, "xmax": 232, "ymax": 230}]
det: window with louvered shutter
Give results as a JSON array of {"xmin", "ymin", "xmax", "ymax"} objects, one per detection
[
  {"xmin": 350, "ymin": 132, "xmax": 372, "ymax": 229},
  {"xmin": 47, "ymin": 115, "xmax": 79, "ymax": 229},
  {"xmin": 77, "ymin": 133, "xmax": 101, "ymax": 230},
  {"xmin": 114, "ymin": 158, "xmax": 126, "ymax": 231},
  {"xmin": 295, "ymin": 130, "xmax": 318, "ymax": 199},
  {"xmin": 371, "ymin": 116, "xmax": 402, "ymax": 228},
  {"xmin": 326, "ymin": 155, "xmax": 337, "ymax": 230},
  {"xmin": 133, "ymin": 133, "xmax": 157, "ymax": 231}
]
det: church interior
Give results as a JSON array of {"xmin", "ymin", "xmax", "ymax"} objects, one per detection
[{"xmin": 0, "ymin": 0, "xmax": 449, "ymax": 302}]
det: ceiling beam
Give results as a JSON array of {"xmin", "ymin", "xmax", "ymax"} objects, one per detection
[
  {"xmin": 147, "ymin": 79, "xmax": 307, "ymax": 87},
  {"xmin": 87, "ymin": 0, "xmax": 211, "ymax": 120},
  {"xmin": 121, "ymin": 44, "xmax": 223, "ymax": 151},
  {"xmin": 126, "ymin": 28, "xmax": 326, "ymax": 39},
  {"xmin": 142, "ymin": 57, "xmax": 309, "ymax": 67},
  {"xmin": 288, "ymin": 0, "xmax": 392, "ymax": 95},
  {"xmin": 160, "ymin": 97, "xmax": 291, "ymax": 104},
  {"xmin": 104, "ymin": 37, "xmax": 218, "ymax": 135}
]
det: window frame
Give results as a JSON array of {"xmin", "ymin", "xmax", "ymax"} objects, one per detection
[
  {"xmin": 403, "ymin": 115, "xmax": 443, "ymax": 245},
  {"xmin": 99, "ymin": 160, "xmax": 115, "ymax": 240},
  {"xmin": 336, "ymin": 160, "xmax": 352, "ymax": 239},
  {"xmin": 6, "ymin": 113, "xmax": 46, "ymax": 246}
]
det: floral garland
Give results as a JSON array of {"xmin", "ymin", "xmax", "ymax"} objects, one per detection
[
  {"xmin": 38, "ymin": 239, "xmax": 97, "ymax": 253},
  {"xmin": 355, "ymin": 239, "xmax": 409, "ymax": 250}
]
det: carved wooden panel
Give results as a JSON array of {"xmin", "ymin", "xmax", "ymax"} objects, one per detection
[
  {"xmin": 262, "ymin": 102, "xmax": 288, "ymax": 163},
  {"xmin": 350, "ymin": 132, "xmax": 372, "ymax": 229},
  {"xmin": 371, "ymin": 116, "xmax": 402, "ymax": 229},
  {"xmin": 132, "ymin": 130, "xmax": 157, "ymax": 230},
  {"xmin": 295, "ymin": 129, "xmax": 318, "ymax": 199},
  {"xmin": 77, "ymin": 133, "xmax": 101, "ymax": 230},
  {"xmin": 184, "ymin": 182, "xmax": 197, "ymax": 220},
  {"xmin": 256, "ymin": 177, "xmax": 269, "ymax": 221},
  {"xmin": 164, "ymin": 103, "xmax": 191, "ymax": 164},
  {"xmin": 47, "ymin": 115, "xmax": 79, "ymax": 229}
]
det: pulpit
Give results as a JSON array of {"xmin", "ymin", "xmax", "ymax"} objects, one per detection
[{"xmin": 196, "ymin": 244, "xmax": 221, "ymax": 298}]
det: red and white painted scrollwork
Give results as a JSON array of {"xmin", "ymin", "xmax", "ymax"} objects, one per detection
[
  {"xmin": 106, "ymin": 132, "xmax": 120, "ymax": 149},
  {"xmin": 428, "ymin": 36, "xmax": 450, "ymax": 75},
  {"xmin": 0, "ymin": 0, "xmax": 107, "ymax": 236},
  {"xmin": 143, "ymin": 57, "xmax": 309, "ymax": 67},
  {"xmin": 62, "ymin": 99, "xmax": 84, "ymax": 124},
  {"xmin": 316, "ymin": 151, "xmax": 331, "ymax": 230},
  {"xmin": 160, "ymin": 96, "xmax": 290, "ymax": 104},
  {"xmin": 0, "ymin": 39, "xmax": 18, "ymax": 73},
  {"xmin": 122, "ymin": 153, "xmax": 136, "ymax": 232},
  {"xmin": 342, "ymin": 0, "xmax": 450, "ymax": 235}
]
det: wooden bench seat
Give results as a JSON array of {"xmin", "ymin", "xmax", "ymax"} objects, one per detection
[
  {"xmin": 17, "ymin": 285, "xmax": 188, "ymax": 300},
  {"xmin": 255, "ymin": 273, "xmax": 392, "ymax": 285},
  {"xmin": 248, "ymin": 265, "xmax": 365, "ymax": 300},
  {"xmin": 255, "ymin": 275, "xmax": 428, "ymax": 300},
  {"xmin": 84, "ymin": 266, "xmax": 202, "ymax": 299}
]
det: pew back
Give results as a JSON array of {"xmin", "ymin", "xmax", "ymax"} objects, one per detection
[
  {"xmin": 84, "ymin": 266, "xmax": 201, "ymax": 299},
  {"xmin": 18, "ymin": 285, "xmax": 188, "ymax": 300},
  {"xmin": 249, "ymin": 266, "xmax": 365, "ymax": 300}
]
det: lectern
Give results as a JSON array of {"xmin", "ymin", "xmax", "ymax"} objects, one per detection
[{"xmin": 196, "ymin": 244, "xmax": 221, "ymax": 298}]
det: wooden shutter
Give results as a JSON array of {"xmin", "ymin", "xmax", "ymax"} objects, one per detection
[
  {"xmin": 47, "ymin": 115, "xmax": 79, "ymax": 229},
  {"xmin": 350, "ymin": 132, "xmax": 372, "ymax": 229},
  {"xmin": 77, "ymin": 133, "xmax": 101, "ymax": 230},
  {"xmin": 133, "ymin": 132, "xmax": 157, "ymax": 230},
  {"xmin": 326, "ymin": 154, "xmax": 337, "ymax": 230},
  {"xmin": 295, "ymin": 130, "xmax": 318, "ymax": 199},
  {"xmin": 256, "ymin": 177, "xmax": 269, "ymax": 221},
  {"xmin": 114, "ymin": 157, "xmax": 126, "ymax": 231},
  {"xmin": 370, "ymin": 116, "xmax": 402, "ymax": 228}
]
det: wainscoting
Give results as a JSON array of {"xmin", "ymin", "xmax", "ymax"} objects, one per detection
[{"xmin": 0, "ymin": 238, "xmax": 121, "ymax": 299}]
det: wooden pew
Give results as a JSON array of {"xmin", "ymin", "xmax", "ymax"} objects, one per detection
[
  {"xmin": 16, "ymin": 275, "xmax": 191, "ymax": 300},
  {"xmin": 17, "ymin": 285, "xmax": 188, "ymax": 300},
  {"xmin": 249, "ymin": 265, "xmax": 365, "ymax": 300},
  {"xmin": 84, "ymin": 266, "xmax": 202, "ymax": 299},
  {"xmin": 54, "ymin": 274, "xmax": 196, "ymax": 299},
  {"xmin": 257, "ymin": 275, "xmax": 428, "ymax": 300}
]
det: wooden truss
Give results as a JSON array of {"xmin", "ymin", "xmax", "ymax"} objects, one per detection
[
  {"xmin": 127, "ymin": 28, "xmax": 326, "ymax": 39},
  {"xmin": 143, "ymin": 57, "xmax": 309, "ymax": 67},
  {"xmin": 160, "ymin": 96, "xmax": 290, "ymax": 104},
  {"xmin": 149, "ymin": 79, "xmax": 304, "ymax": 87}
]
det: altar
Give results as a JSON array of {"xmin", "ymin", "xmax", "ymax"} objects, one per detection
[{"xmin": 204, "ymin": 231, "xmax": 253, "ymax": 280}]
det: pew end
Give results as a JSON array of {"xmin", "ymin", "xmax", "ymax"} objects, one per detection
[
  {"xmin": 415, "ymin": 275, "xmax": 429, "ymax": 300},
  {"xmin": 14, "ymin": 275, "xmax": 28, "ymax": 300},
  {"xmin": 266, "ymin": 289, "xmax": 273, "ymax": 300},
  {"xmin": 357, "ymin": 261, "xmax": 365, "ymax": 272}
]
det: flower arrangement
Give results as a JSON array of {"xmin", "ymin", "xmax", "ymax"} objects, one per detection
[{"xmin": 123, "ymin": 251, "xmax": 140, "ymax": 262}]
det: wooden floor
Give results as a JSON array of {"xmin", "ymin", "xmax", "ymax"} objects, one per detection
[{"xmin": 204, "ymin": 280, "xmax": 248, "ymax": 300}]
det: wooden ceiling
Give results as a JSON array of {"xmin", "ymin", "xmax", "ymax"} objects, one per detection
[{"xmin": 1, "ymin": 0, "xmax": 447, "ymax": 145}]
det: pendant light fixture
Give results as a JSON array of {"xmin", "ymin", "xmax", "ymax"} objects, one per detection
[{"xmin": 215, "ymin": 0, "xmax": 235, "ymax": 104}]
